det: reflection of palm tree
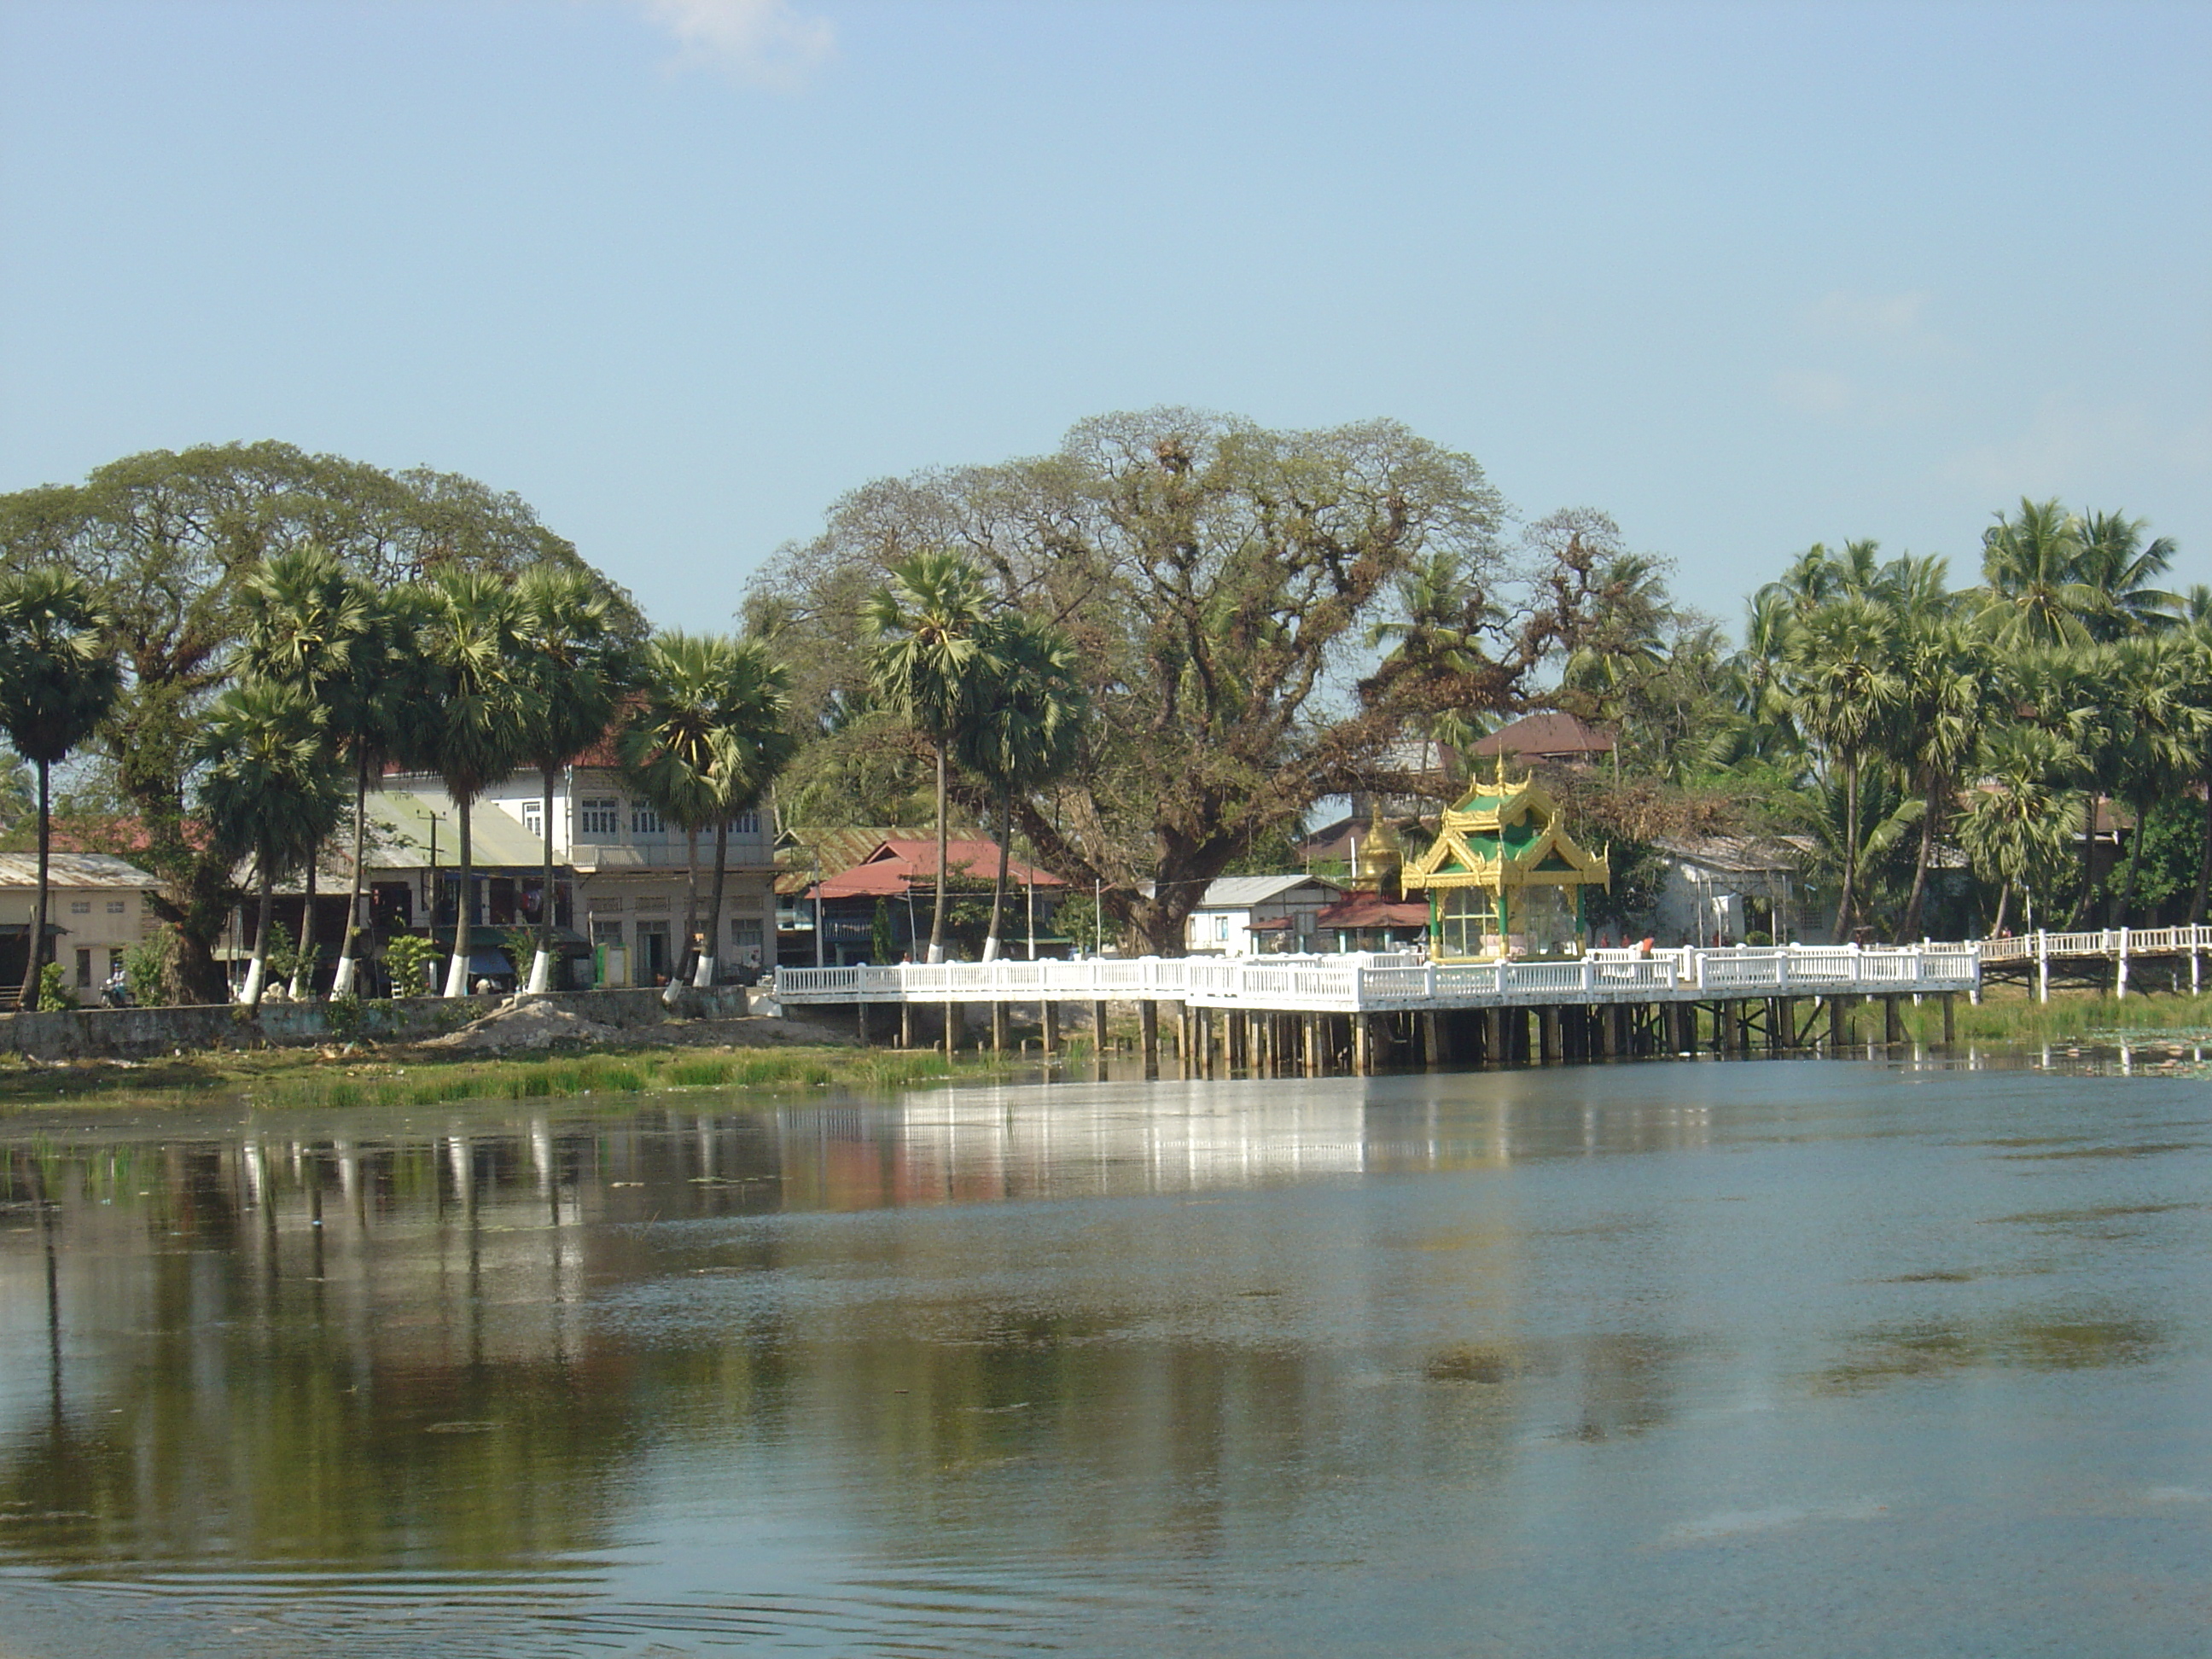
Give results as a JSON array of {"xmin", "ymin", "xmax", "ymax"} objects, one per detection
[
  {"xmin": 515, "ymin": 569, "xmax": 631, "ymax": 992},
  {"xmin": 620, "ymin": 633, "xmax": 795, "ymax": 992},
  {"xmin": 195, "ymin": 682, "xmax": 346, "ymax": 1010},
  {"xmin": 0, "ymin": 570, "xmax": 120, "ymax": 1008},
  {"xmin": 402, "ymin": 573, "xmax": 536, "ymax": 997},
  {"xmin": 958, "ymin": 613, "xmax": 1085, "ymax": 962},
  {"xmin": 866, "ymin": 553, "xmax": 994, "ymax": 963}
]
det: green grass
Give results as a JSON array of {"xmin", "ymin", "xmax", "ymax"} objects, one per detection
[
  {"xmin": 0, "ymin": 1038, "xmax": 1011, "ymax": 1115},
  {"xmin": 1889, "ymin": 986, "xmax": 2212, "ymax": 1047}
]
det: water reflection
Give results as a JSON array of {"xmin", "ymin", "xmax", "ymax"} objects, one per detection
[{"xmin": 0, "ymin": 1061, "xmax": 2204, "ymax": 1656}]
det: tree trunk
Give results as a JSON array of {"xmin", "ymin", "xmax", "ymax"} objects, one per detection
[
  {"xmin": 529, "ymin": 762, "xmax": 557, "ymax": 993},
  {"xmin": 1831, "ymin": 755, "xmax": 1859, "ymax": 941},
  {"xmin": 443, "ymin": 799, "xmax": 474, "ymax": 997},
  {"xmin": 242, "ymin": 861, "xmax": 275, "ymax": 1011},
  {"xmin": 2069, "ymin": 790, "xmax": 2098, "ymax": 928},
  {"xmin": 668, "ymin": 824, "xmax": 699, "ymax": 1004},
  {"xmin": 333, "ymin": 752, "xmax": 370, "ymax": 997},
  {"xmin": 19, "ymin": 759, "xmax": 49, "ymax": 1010},
  {"xmin": 695, "ymin": 819, "xmax": 728, "ymax": 990},
  {"xmin": 983, "ymin": 783, "xmax": 1010, "ymax": 963},
  {"xmin": 2114, "ymin": 799, "xmax": 2150, "ymax": 928},
  {"xmin": 2192, "ymin": 766, "xmax": 2212, "ymax": 925},
  {"xmin": 288, "ymin": 855, "xmax": 318, "ymax": 1001},
  {"xmin": 1991, "ymin": 882, "xmax": 2011, "ymax": 938},
  {"xmin": 928, "ymin": 741, "xmax": 949, "ymax": 963},
  {"xmin": 1901, "ymin": 779, "xmax": 1938, "ymax": 940}
]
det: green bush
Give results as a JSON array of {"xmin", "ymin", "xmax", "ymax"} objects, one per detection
[
  {"xmin": 34, "ymin": 961, "xmax": 68, "ymax": 1012},
  {"xmin": 383, "ymin": 934, "xmax": 439, "ymax": 999}
]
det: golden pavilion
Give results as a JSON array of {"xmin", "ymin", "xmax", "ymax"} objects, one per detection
[{"xmin": 1401, "ymin": 765, "xmax": 1610, "ymax": 959}]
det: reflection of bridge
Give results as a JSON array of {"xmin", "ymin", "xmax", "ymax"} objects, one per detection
[
  {"xmin": 1979, "ymin": 926, "xmax": 2212, "ymax": 1000},
  {"xmin": 773, "ymin": 946, "xmax": 1981, "ymax": 1074}
]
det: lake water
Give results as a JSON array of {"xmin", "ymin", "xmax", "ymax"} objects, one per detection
[{"xmin": 0, "ymin": 1056, "xmax": 2207, "ymax": 1656}]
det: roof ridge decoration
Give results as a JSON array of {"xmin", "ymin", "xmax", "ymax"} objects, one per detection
[{"xmin": 1401, "ymin": 762, "xmax": 1610, "ymax": 894}]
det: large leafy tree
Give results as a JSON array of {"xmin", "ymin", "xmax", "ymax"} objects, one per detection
[
  {"xmin": 0, "ymin": 571, "xmax": 121, "ymax": 1007},
  {"xmin": 0, "ymin": 442, "xmax": 627, "ymax": 1002},
  {"xmin": 863, "ymin": 552, "xmax": 996, "ymax": 963},
  {"xmin": 400, "ymin": 572, "xmax": 538, "ymax": 997},
  {"xmin": 759, "ymin": 410, "xmax": 1601, "ymax": 954},
  {"xmin": 619, "ymin": 633, "xmax": 795, "ymax": 992},
  {"xmin": 194, "ymin": 681, "xmax": 347, "ymax": 1011},
  {"xmin": 514, "ymin": 568, "xmax": 635, "ymax": 992}
]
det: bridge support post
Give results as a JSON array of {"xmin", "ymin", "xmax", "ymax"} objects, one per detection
[
  {"xmin": 945, "ymin": 1000, "xmax": 958, "ymax": 1058},
  {"xmin": 992, "ymin": 1002, "xmax": 1007, "ymax": 1054},
  {"xmin": 1092, "ymin": 1000, "xmax": 1109, "ymax": 1058},
  {"xmin": 2036, "ymin": 930, "xmax": 2050, "ymax": 1004},
  {"xmin": 1941, "ymin": 992, "xmax": 1955, "ymax": 1045},
  {"xmin": 857, "ymin": 1003, "xmax": 870, "ymax": 1045},
  {"xmin": 1353, "ymin": 1014, "xmax": 1371, "ymax": 1075},
  {"xmin": 1042, "ymin": 1000, "xmax": 1059, "ymax": 1056},
  {"xmin": 1303, "ymin": 1013, "xmax": 1324, "ymax": 1076},
  {"xmin": 2116, "ymin": 928, "xmax": 2129, "ymax": 1000},
  {"xmin": 1773, "ymin": 998, "xmax": 1793, "ymax": 1052},
  {"xmin": 900, "ymin": 1003, "xmax": 912, "ymax": 1049},
  {"xmin": 1826, "ymin": 995, "xmax": 1845, "ymax": 1051},
  {"xmin": 1538, "ymin": 1005, "xmax": 1559, "ymax": 1064},
  {"xmin": 1883, "ymin": 994, "xmax": 1904, "ymax": 1045},
  {"xmin": 1483, "ymin": 1006, "xmax": 1503, "ymax": 1066},
  {"xmin": 1422, "ymin": 1010, "xmax": 1441, "ymax": 1070},
  {"xmin": 1140, "ymin": 1000, "xmax": 1160, "ymax": 1077}
]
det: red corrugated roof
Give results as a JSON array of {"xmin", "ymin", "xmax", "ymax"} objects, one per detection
[
  {"xmin": 1469, "ymin": 711, "xmax": 1615, "ymax": 757},
  {"xmin": 812, "ymin": 837, "xmax": 1066, "ymax": 899},
  {"xmin": 1317, "ymin": 893, "xmax": 1429, "ymax": 928}
]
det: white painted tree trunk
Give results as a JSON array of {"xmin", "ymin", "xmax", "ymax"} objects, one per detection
[
  {"xmin": 238, "ymin": 957, "xmax": 265, "ymax": 1006},
  {"xmin": 691, "ymin": 953, "xmax": 715, "ymax": 988},
  {"xmin": 443, "ymin": 951, "xmax": 470, "ymax": 998},
  {"xmin": 527, "ymin": 949, "xmax": 553, "ymax": 994},
  {"xmin": 330, "ymin": 956, "xmax": 358, "ymax": 997}
]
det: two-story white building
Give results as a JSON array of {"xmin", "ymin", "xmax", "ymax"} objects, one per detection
[{"xmin": 369, "ymin": 749, "xmax": 777, "ymax": 987}]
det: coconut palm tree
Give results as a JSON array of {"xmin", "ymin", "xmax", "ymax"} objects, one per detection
[
  {"xmin": 620, "ymin": 632, "xmax": 795, "ymax": 996},
  {"xmin": 0, "ymin": 570, "xmax": 121, "ymax": 1008},
  {"xmin": 1977, "ymin": 498, "xmax": 2101, "ymax": 652},
  {"xmin": 238, "ymin": 546, "xmax": 384, "ymax": 998},
  {"xmin": 400, "ymin": 571, "xmax": 537, "ymax": 997},
  {"xmin": 1957, "ymin": 725, "xmax": 2082, "ymax": 935},
  {"xmin": 864, "ymin": 551, "xmax": 995, "ymax": 963},
  {"xmin": 195, "ymin": 681, "xmax": 348, "ymax": 1011},
  {"xmin": 956, "ymin": 611, "xmax": 1086, "ymax": 962},
  {"xmin": 1889, "ymin": 606, "xmax": 1988, "ymax": 939},
  {"xmin": 1785, "ymin": 595, "xmax": 1905, "ymax": 939},
  {"xmin": 2076, "ymin": 509, "xmax": 2179, "ymax": 639},
  {"xmin": 514, "ymin": 568, "xmax": 632, "ymax": 992},
  {"xmin": 2098, "ymin": 633, "xmax": 2204, "ymax": 924}
]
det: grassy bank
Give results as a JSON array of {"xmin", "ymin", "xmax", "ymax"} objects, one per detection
[
  {"xmin": 0, "ymin": 1039, "xmax": 1018, "ymax": 1115},
  {"xmin": 1883, "ymin": 986, "xmax": 2212, "ymax": 1047}
]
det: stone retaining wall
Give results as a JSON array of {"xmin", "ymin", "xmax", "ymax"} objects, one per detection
[{"xmin": 0, "ymin": 987, "xmax": 752, "ymax": 1062}]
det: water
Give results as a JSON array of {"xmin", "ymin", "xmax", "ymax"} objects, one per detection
[{"xmin": 0, "ymin": 1057, "xmax": 2206, "ymax": 1656}]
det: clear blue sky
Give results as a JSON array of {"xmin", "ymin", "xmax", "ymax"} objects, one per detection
[{"xmin": 3, "ymin": 0, "xmax": 2207, "ymax": 632}]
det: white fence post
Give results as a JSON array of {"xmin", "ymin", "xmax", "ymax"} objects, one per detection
[{"xmin": 2116, "ymin": 928, "xmax": 2129, "ymax": 1000}]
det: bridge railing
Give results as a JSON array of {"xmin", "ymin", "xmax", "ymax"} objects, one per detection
[{"xmin": 771, "ymin": 943, "xmax": 1981, "ymax": 1007}]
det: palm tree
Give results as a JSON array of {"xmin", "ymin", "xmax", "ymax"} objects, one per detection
[
  {"xmin": 2075, "ymin": 509, "xmax": 2179, "ymax": 639},
  {"xmin": 620, "ymin": 633, "xmax": 795, "ymax": 996},
  {"xmin": 2098, "ymin": 634, "xmax": 2203, "ymax": 924},
  {"xmin": 0, "ymin": 570, "xmax": 121, "ymax": 1008},
  {"xmin": 514, "ymin": 568, "xmax": 631, "ymax": 993},
  {"xmin": 399, "ymin": 571, "xmax": 537, "ymax": 997},
  {"xmin": 238, "ymin": 547, "xmax": 380, "ymax": 999},
  {"xmin": 1957, "ymin": 725, "xmax": 2082, "ymax": 934},
  {"xmin": 864, "ymin": 551, "xmax": 995, "ymax": 963},
  {"xmin": 956, "ymin": 611, "xmax": 1086, "ymax": 962},
  {"xmin": 195, "ymin": 681, "xmax": 347, "ymax": 1011},
  {"xmin": 1890, "ymin": 606, "xmax": 1987, "ymax": 939},
  {"xmin": 1785, "ymin": 596, "xmax": 1904, "ymax": 939},
  {"xmin": 1977, "ymin": 498, "xmax": 2101, "ymax": 652}
]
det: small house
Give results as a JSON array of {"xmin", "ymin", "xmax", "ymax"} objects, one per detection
[{"xmin": 1180, "ymin": 875, "xmax": 1346, "ymax": 956}]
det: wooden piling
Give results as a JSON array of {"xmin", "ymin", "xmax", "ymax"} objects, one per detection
[
  {"xmin": 1941, "ymin": 991, "xmax": 1955, "ymax": 1045},
  {"xmin": 1042, "ymin": 1000, "xmax": 1059, "ymax": 1056},
  {"xmin": 1140, "ymin": 999, "xmax": 1160, "ymax": 1075},
  {"xmin": 1883, "ymin": 994, "xmax": 1904, "ymax": 1045}
]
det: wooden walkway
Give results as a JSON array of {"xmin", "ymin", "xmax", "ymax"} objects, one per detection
[
  {"xmin": 771, "ymin": 945, "xmax": 1980, "ymax": 1074},
  {"xmin": 1979, "ymin": 926, "xmax": 2212, "ymax": 999}
]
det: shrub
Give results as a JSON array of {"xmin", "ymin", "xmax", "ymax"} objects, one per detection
[{"xmin": 383, "ymin": 935, "xmax": 439, "ymax": 999}]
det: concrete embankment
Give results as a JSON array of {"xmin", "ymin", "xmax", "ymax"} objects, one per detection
[{"xmin": 0, "ymin": 987, "xmax": 754, "ymax": 1062}]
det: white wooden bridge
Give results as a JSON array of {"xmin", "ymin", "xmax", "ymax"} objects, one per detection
[
  {"xmin": 771, "ymin": 944, "xmax": 1982, "ymax": 1073},
  {"xmin": 1979, "ymin": 926, "xmax": 2212, "ymax": 1000}
]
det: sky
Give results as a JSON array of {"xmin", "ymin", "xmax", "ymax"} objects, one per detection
[{"xmin": 3, "ymin": 0, "xmax": 2208, "ymax": 633}]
